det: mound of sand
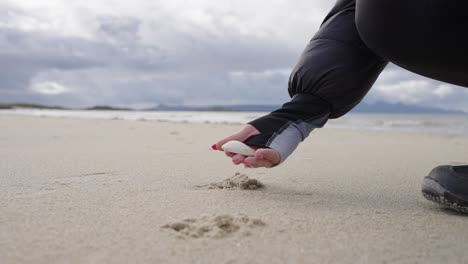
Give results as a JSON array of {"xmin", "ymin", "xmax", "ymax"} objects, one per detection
[
  {"xmin": 197, "ymin": 173, "xmax": 263, "ymax": 190},
  {"xmin": 162, "ymin": 214, "xmax": 266, "ymax": 239}
]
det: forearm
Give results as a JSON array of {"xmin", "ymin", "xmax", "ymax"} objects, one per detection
[
  {"xmin": 245, "ymin": 94, "xmax": 330, "ymax": 163},
  {"xmin": 244, "ymin": 0, "xmax": 388, "ymax": 163}
]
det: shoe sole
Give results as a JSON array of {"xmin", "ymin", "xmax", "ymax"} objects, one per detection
[{"xmin": 422, "ymin": 177, "xmax": 468, "ymax": 214}]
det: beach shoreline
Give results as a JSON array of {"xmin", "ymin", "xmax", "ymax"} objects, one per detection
[{"xmin": 2, "ymin": 109, "xmax": 468, "ymax": 136}]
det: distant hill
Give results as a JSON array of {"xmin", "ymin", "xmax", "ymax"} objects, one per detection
[
  {"xmin": 85, "ymin": 105, "xmax": 134, "ymax": 111},
  {"xmin": 0, "ymin": 103, "xmax": 132, "ymax": 111},
  {"xmin": 150, "ymin": 102, "xmax": 464, "ymax": 114},
  {"xmin": 0, "ymin": 103, "xmax": 67, "ymax": 110},
  {"xmin": 351, "ymin": 101, "xmax": 463, "ymax": 114},
  {"xmin": 1, "ymin": 102, "xmax": 465, "ymax": 114},
  {"xmin": 149, "ymin": 104, "xmax": 279, "ymax": 112}
]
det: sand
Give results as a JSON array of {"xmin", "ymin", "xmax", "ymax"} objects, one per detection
[
  {"xmin": 1, "ymin": 114, "xmax": 468, "ymax": 263},
  {"xmin": 196, "ymin": 172, "xmax": 263, "ymax": 190},
  {"xmin": 162, "ymin": 214, "xmax": 266, "ymax": 239}
]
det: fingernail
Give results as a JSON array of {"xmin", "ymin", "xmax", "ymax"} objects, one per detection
[{"xmin": 211, "ymin": 144, "xmax": 217, "ymax": 150}]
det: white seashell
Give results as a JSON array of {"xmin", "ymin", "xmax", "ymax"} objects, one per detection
[{"xmin": 221, "ymin": 140, "xmax": 255, "ymax": 156}]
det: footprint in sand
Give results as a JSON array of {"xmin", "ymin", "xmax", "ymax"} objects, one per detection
[
  {"xmin": 196, "ymin": 173, "xmax": 263, "ymax": 190},
  {"xmin": 162, "ymin": 214, "xmax": 266, "ymax": 239}
]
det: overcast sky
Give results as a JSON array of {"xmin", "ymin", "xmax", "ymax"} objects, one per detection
[{"xmin": 1, "ymin": 0, "xmax": 468, "ymax": 111}]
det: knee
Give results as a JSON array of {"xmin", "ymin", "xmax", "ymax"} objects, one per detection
[
  {"xmin": 355, "ymin": 0, "xmax": 411, "ymax": 62},
  {"xmin": 354, "ymin": 0, "xmax": 397, "ymax": 60},
  {"xmin": 355, "ymin": 11, "xmax": 382, "ymax": 58}
]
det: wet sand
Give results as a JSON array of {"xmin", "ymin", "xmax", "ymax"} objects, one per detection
[{"xmin": 1, "ymin": 115, "xmax": 468, "ymax": 263}]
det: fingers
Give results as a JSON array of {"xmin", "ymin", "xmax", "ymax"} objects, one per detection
[
  {"xmin": 211, "ymin": 124, "xmax": 280, "ymax": 168},
  {"xmin": 241, "ymin": 148, "xmax": 281, "ymax": 168},
  {"xmin": 218, "ymin": 148, "xmax": 281, "ymax": 168},
  {"xmin": 255, "ymin": 148, "xmax": 281, "ymax": 165},
  {"xmin": 243, "ymin": 157, "xmax": 274, "ymax": 168},
  {"xmin": 231, "ymin": 154, "xmax": 246, "ymax": 165},
  {"xmin": 224, "ymin": 151, "xmax": 235, "ymax": 157},
  {"xmin": 213, "ymin": 124, "xmax": 260, "ymax": 151}
]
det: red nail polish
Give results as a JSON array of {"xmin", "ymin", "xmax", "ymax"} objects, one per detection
[{"xmin": 211, "ymin": 144, "xmax": 217, "ymax": 150}]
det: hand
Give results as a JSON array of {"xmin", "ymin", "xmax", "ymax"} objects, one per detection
[{"xmin": 213, "ymin": 124, "xmax": 281, "ymax": 168}]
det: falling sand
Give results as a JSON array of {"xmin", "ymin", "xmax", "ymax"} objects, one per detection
[
  {"xmin": 162, "ymin": 214, "xmax": 266, "ymax": 239},
  {"xmin": 196, "ymin": 173, "xmax": 263, "ymax": 190}
]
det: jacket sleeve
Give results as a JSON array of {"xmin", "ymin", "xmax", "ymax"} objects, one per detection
[{"xmin": 244, "ymin": 0, "xmax": 388, "ymax": 164}]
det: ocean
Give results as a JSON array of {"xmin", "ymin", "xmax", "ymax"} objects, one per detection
[{"xmin": 2, "ymin": 109, "xmax": 468, "ymax": 136}]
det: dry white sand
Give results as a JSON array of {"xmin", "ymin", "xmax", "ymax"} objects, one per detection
[{"xmin": 1, "ymin": 115, "xmax": 468, "ymax": 264}]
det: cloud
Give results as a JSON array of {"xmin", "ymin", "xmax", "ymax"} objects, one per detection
[
  {"xmin": 31, "ymin": 81, "xmax": 68, "ymax": 95},
  {"xmin": 0, "ymin": 0, "xmax": 305, "ymax": 107},
  {"xmin": 374, "ymin": 80, "xmax": 435, "ymax": 104},
  {"xmin": 433, "ymin": 85, "xmax": 454, "ymax": 98},
  {"xmin": 0, "ymin": 0, "xmax": 467, "ymax": 112},
  {"xmin": 365, "ymin": 65, "xmax": 468, "ymax": 111}
]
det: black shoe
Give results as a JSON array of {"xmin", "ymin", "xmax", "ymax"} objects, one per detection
[{"xmin": 422, "ymin": 165, "xmax": 468, "ymax": 214}]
